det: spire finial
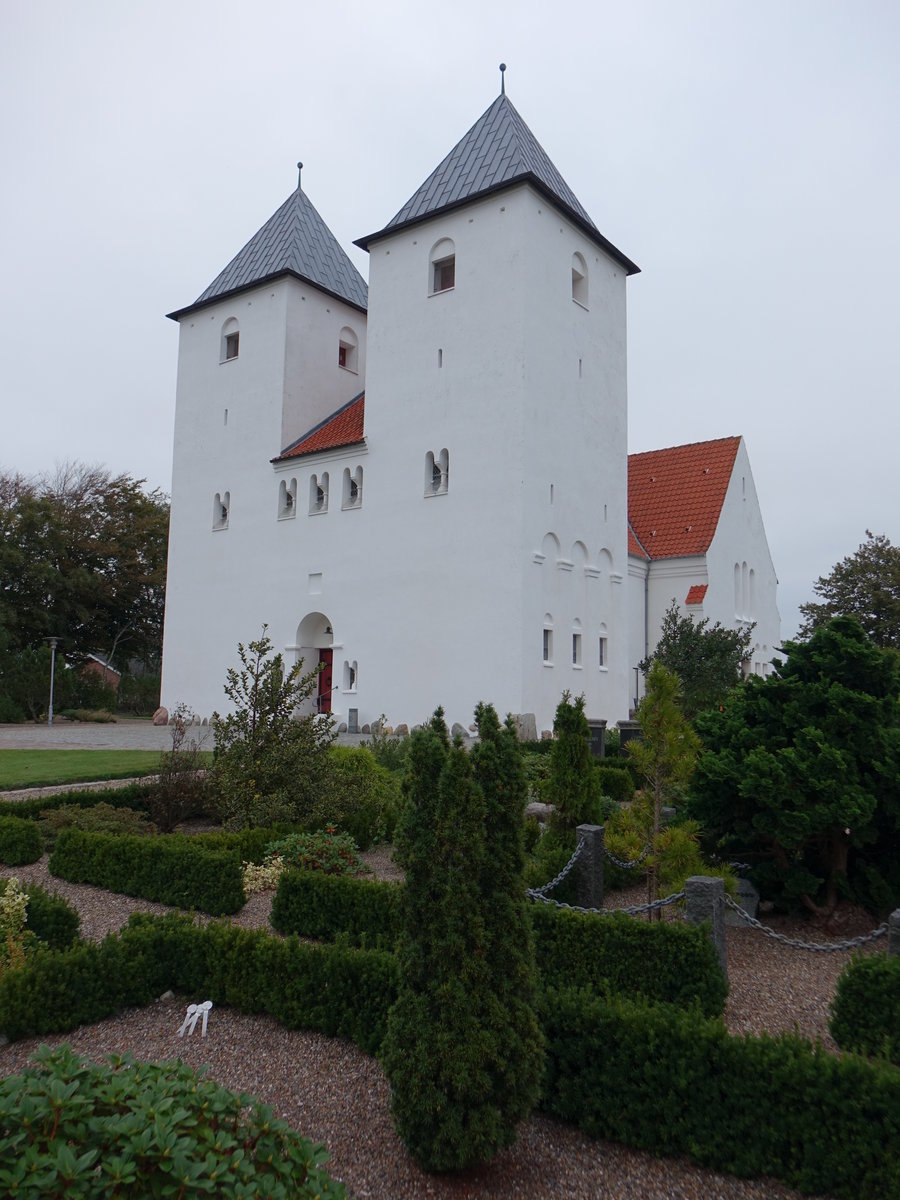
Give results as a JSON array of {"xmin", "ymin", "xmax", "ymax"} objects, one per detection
[
  {"xmin": 499, "ymin": 63, "xmax": 506, "ymax": 95},
  {"xmin": 297, "ymin": 161, "xmax": 303, "ymax": 189}
]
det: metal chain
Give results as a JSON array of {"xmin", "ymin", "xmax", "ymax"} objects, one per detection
[
  {"xmin": 526, "ymin": 838, "xmax": 584, "ymax": 899},
  {"xmin": 528, "ymin": 889, "xmax": 685, "ymax": 917},
  {"xmin": 723, "ymin": 895, "xmax": 889, "ymax": 951},
  {"xmin": 604, "ymin": 843, "xmax": 652, "ymax": 871}
]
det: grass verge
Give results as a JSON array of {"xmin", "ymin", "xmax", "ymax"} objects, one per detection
[{"xmin": 0, "ymin": 750, "xmax": 211, "ymax": 791}]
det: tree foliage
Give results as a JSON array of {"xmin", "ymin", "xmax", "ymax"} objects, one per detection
[
  {"xmin": 548, "ymin": 692, "xmax": 599, "ymax": 831},
  {"xmin": 686, "ymin": 618, "xmax": 900, "ymax": 917},
  {"xmin": 0, "ymin": 463, "xmax": 169, "ymax": 669},
  {"xmin": 798, "ymin": 531, "xmax": 900, "ymax": 650},
  {"xmin": 210, "ymin": 629, "xmax": 335, "ymax": 828},
  {"xmin": 627, "ymin": 662, "xmax": 700, "ymax": 907},
  {"xmin": 381, "ymin": 705, "xmax": 543, "ymax": 1172},
  {"xmin": 641, "ymin": 601, "xmax": 753, "ymax": 719}
]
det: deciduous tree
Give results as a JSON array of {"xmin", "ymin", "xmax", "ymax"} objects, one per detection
[
  {"xmin": 641, "ymin": 601, "xmax": 753, "ymax": 719},
  {"xmin": 798, "ymin": 531, "xmax": 900, "ymax": 650}
]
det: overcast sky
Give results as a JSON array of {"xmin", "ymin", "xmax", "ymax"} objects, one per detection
[{"xmin": 2, "ymin": 0, "xmax": 898, "ymax": 639}]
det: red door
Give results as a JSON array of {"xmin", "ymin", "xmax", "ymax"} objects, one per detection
[{"xmin": 317, "ymin": 648, "xmax": 333, "ymax": 714}]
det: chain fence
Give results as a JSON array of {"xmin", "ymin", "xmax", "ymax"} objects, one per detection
[
  {"xmin": 723, "ymin": 895, "xmax": 889, "ymax": 952},
  {"xmin": 604, "ymin": 843, "xmax": 652, "ymax": 871},
  {"xmin": 525, "ymin": 838, "xmax": 584, "ymax": 899}
]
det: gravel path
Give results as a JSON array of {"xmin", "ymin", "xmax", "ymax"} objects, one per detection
[{"xmin": 0, "ymin": 850, "xmax": 871, "ymax": 1198}]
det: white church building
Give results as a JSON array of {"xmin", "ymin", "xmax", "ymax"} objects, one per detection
[{"xmin": 160, "ymin": 86, "xmax": 780, "ymax": 733}]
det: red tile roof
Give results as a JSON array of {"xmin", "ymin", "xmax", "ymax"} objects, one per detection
[
  {"xmin": 276, "ymin": 393, "xmax": 365, "ymax": 461},
  {"xmin": 627, "ymin": 436, "xmax": 740, "ymax": 559},
  {"xmin": 627, "ymin": 523, "xmax": 650, "ymax": 560},
  {"xmin": 685, "ymin": 583, "xmax": 708, "ymax": 605}
]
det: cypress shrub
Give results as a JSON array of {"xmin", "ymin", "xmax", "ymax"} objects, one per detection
[
  {"xmin": 830, "ymin": 952, "xmax": 900, "ymax": 1064},
  {"xmin": 381, "ymin": 707, "xmax": 543, "ymax": 1172},
  {"xmin": 48, "ymin": 828, "xmax": 245, "ymax": 915},
  {"xmin": 0, "ymin": 815, "xmax": 43, "ymax": 865}
]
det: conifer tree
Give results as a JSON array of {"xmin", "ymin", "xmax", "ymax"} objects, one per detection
[{"xmin": 381, "ymin": 706, "xmax": 543, "ymax": 1172}]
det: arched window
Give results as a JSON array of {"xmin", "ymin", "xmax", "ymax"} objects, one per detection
[
  {"xmin": 343, "ymin": 659, "xmax": 358, "ymax": 692},
  {"xmin": 338, "ymin": 326, "xmax": 359, "ymax": 373},
  {"xmin": 278, "ymin": 478, "xmax": 297, "ymax": 519},
  {"xmin": 213, "ymin": 490, "xmax": 230, "ymax": 530},
  {"xmin": 424, "ymin": 448, "xmax": 449, "ymax": 496},
  {"xmin": 571, "ymin": 253, "xmax": 588, "ymax": 307},
  {"xmin": 221, "ymin": 318, "xmax": 239, "ymax": 363},
  {"xmin": 309, "ymin": 472, "xmax": 328, "ymax": 515},
  {"xmin": 430, "ymin": 238, "xmax": 456, "ymax": 295},
  {"xmin": 342, "ymin": 465, "xmax": 363, "ymax": 509}
]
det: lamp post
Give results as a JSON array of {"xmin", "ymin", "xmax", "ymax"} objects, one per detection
[{"xmin": 46, "ymin": 637, "xmax": 58, "ymax": 727}]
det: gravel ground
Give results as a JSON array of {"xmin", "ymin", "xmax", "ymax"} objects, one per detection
[{"xmin": 1, "ymin": 848, "xmax": 876, "ymax": 1199}]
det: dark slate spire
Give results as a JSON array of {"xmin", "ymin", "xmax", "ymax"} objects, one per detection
[
  {"xmin": 169, "ymin": 180, "xmax": 368, "ymax": 319},
  {"xmin": 355, "ymin": 94, "xmax": 639, "ymax": 273}
]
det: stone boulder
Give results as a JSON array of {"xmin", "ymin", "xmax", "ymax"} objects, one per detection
[
  {"xmin": 509, "ymin": 713, "xmax": 538, "ymax": 742},
  {"xmin": 394, "ymin": 723, "xmax": 409, "ymax": 736},
  {"xmin": 152, "ymin": 707, "xmax": 169, "ymax": 727},
  {"xmin": 450, "ymin": 722, "xmax": 469, "ymax": 739}
]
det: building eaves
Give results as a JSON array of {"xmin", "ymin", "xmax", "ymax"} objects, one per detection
[
  {"xmin": 274, "ymin": 393, "xmax": 366, "ymax": 462},
  {"xmin": 354, "ymin": 94, "xmax": 639, "ymax": 275}
]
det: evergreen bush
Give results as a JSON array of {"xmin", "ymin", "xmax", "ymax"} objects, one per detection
[
  {"xmin": 48, "ymin": 828, "xmax": 245, "ymax": 915},
  {"xmin": 0, "ymin": 814, "xmax": 43, "ymax": 865},
  {"xmin": 380, "ymin": 706, "xmax": 543, "ymax": 1172},
  {"xmin": 829, "ymin": 952, "xmax": 900, "ymax": 1064},
  {"xmin": 594, "ymin": 762, "xmax": 634, "ymax": 803},
  {"xmin": 271, "ymin": 870, "xmax": 401, "ymax": 947},
  {"xmin": 24, "ymin": 883, "xmax": 80, "ymax": 950},
  {"xmin": 2, "ymin": 783, "xmax": 154, "ymax": 822},
  {"xmin": 0, "ymin": 1044, "xmax": 346, "ymax": 1199},
  {"xmin": 37, "ymin": 801, "xmax": 156, "ymax": 850}
]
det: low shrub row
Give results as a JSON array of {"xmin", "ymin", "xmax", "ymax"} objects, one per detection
[
  {"xmin": 0, "ymin": 815, "xmax": 43, "ymax": 865},
  {"xmin": 594, "ymin": 762, "xmax": 635, "ymax": 803},
  {"xmin": 539, "ymin": 985, "xmax": 900, "ymax": 1200},
  {"xmin": 49, "ymin": 829, "xmax": 245, "ymax": 916},
  {"xmin": 0, "ymin": 912, "xmax": 397, "ymax": 1055},
  {"xmin": 271, "ymin": 869, "xmax": 401, "ymax": 948},
  {"xmin": 1, "ymin": 912, "xmax": 895, "ymax": 1198},
  {"xmin": 829, "ymin": 952, "xmax": 900, "ymax": 1065},
  {"xmin": 2, "ymin": 783, "xmax": 154, "ymax": 822},
  {"xmin": 24, "ymin": 883, "xmax": 81, "ymax": 950},
  {"xmin": 270, "ymin": 870, "xmax": 728, "ymax": 1015}
]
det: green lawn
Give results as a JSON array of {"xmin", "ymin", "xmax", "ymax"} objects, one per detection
[{"xmin": 0, "ymin": 750, "xmax": 211, "ymax": 791}]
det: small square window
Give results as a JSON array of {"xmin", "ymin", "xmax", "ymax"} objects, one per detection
[
  {"xmin": 225, "ymin": 332, "xmax": 239, "ymax": 361},
  {"xmin": 433, "ymin": 255, "xmax": 455, "ymax": 293}
]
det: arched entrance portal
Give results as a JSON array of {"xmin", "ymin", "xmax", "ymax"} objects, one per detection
[{"xmin": 292, "ymin": 612, "xmax": 334, "ymax": 716}]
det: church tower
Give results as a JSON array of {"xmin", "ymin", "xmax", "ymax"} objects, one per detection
[
  {"xmin": 352, "ymin": 85, "xmax": 639, "ymax": 728},
  {"xmin": 161, "ymin": 177, "xmax": 368, "ymax": 716}
]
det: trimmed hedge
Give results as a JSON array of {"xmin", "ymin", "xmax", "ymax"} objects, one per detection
[
  {"xmin": 1, "ymin": 783, "xmax": 154, "ymax": 821},
  {"xmin": 594, "ymin": 763, "xmax": 635, "ymax": 803},
  {"xmin": 1, "ymin": 913, "xmax": 897, "ymax": 1198},
  {"xmin": 271, "ymin": 870, "xmax": 402, "ymax": 948},
  {"xmin": 830, "ymin": 952, "xmax": 900, "ymax": 1065},
  {"xmin": 539, "ymin": 985, "xmax": 900, "ymax": 1200},
  {"xmin": 0, "ymin": 913, "xmax": 397, "ymax": 1055},
  {"xmin": 49, "ymin": 828, "xmax": 245, "ymax": 916},
  {"xmin": 24, "ymin": 884, "xmax": 80, "ymax": 949},
  {"xmin": 529, "ymin": 903, "xmax": 727, "ymax": 1017},
  {"xmin": 271, "ymin": 870, "xmax": 727, "ymax": 1015},
  {"xmin": 0, "ymin": 815, "xmax": 43, "ymax": 865}
]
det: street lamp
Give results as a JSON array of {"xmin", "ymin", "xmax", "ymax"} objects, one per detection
[{"xmin": 45, "ymin": 637, "xmax": 58, "ymax": 727}]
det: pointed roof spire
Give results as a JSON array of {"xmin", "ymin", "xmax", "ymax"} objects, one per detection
[
  {"xmin": 356, "ymin": 93, "xmax": 638, "ymax": 273},
  {"xmin": 168, "ymin": 171, "xmax": 368, "ymax": 319},
  {"xmin": 499, "ymin": 62, "xmax": 506, "ymax": 95}
]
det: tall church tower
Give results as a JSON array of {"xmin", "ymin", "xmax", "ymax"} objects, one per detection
[
  {"xmin": 161, "ymin": 179, "xmax": 368, "ymax": 716},
  {"xmin": 353, "ymin": 88, "xmax": 639, "ymax": 728}
]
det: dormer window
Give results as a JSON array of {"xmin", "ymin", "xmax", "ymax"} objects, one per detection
[
  {"xmin": 221, "ymin": 317, "xmax": 240, "ymax": 362},
  {"xmin": 338, "ymin": 327, "xmax": 358, "ymax": 373},
  {"xmin": 429, "ymin": 238, "xmax": 456, "ymax": 295}
]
